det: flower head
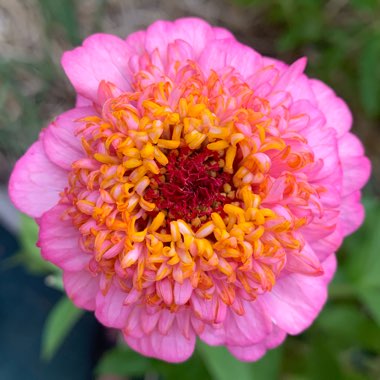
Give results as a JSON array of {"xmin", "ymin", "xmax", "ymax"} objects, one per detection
[{"xmin": 9, "ymin": 18, "xmax": 370, "ymax": 362}]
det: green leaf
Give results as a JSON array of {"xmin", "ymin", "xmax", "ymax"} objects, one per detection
[
  {"xmin": 38, "ymin": 0, "xmax": 80, "ymax": 45},
  {"xmin": 317, "ymin": 304, "xmax": 380, "ymax": 352},
  {"xmin": 152, "ymin": 350, "xmax": 211, "ymax": 380},
  {"xmin": 95, "ymin": 346, "xmax": 151, "ymax": 377},
  {"xmin": 340, "ymin": 198, "xmax": 380, "ymax": 329},
  {"xmin": 250, "ymin": 346, "xmax": 283, "ymax": 379},
  {"xmin": 41, "ymin": 296, "xmax": 84, "ymax": 360},
  {"xmin": 198, "ymin": 342, "xmax": 253, "ymax": 380},
  {"xmin": 357, "ymin": 288, "xmax": 380, "ymax": 328},
  {"xmin": 359, "ymin": 36, "xmax": 380, "ymax": 117}
]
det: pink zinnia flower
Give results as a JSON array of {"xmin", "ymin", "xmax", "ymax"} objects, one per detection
[{"xmin": 9, "ymin": 18, "xmax": 370, "ymax": 362}]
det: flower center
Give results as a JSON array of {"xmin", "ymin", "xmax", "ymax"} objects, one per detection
[
  {"xmin": 145, "ymin": 147, "xmax": 233, "ymax": 225},
  {"xmin": 61, "ymin": 59, "xmax": 321, "ymax": 313}
]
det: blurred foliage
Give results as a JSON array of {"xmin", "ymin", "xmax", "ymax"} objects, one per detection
[
  {"xmin": 41, "ymin": 296, "xmax": 84, "ymax": 361},
  {"xmin": 4, "ymin": 0, "xmax": 380, "ymax": 379}
]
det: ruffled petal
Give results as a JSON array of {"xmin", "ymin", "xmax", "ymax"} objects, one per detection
[
  {"xmin": 228, "ymin": 342, "xmax": 266, "ymax": 362},
  {"xmin": 39, "ymin": 204, "xmax": 90, "ymax": 270},
  {"xmin": 95, "ymin": 283, "xmax": 131, "ymax": 328},
  {"xmin": 198, "ymin": 38, "xmax": 262, "ymax": 78},
  {"xmin": 227, "ymin": 325, "xmax": 286, "ymax": 361},
  {"xmin": 145, "ymin": 18, "xmax": 234, "ymax": 58},
  {"xmin": 43, "ymin": 107, "xmax": 94, "ymax": 170},
  {"xmin": 125, "ymin": 30, "xmax": 146, "ymax": 54},
  {"xmin": 62, "ymin": 33, "xmax": 133, "ymax": 101},
  {"xmin": 339, "ymin": 133, "xmax": 371, "ymax": 197},
  {"xmin": 200, "ymin": 299, "xmax": 272, "ymax": 346},
  {"xmin": 124, "ymin": 319, "xmax": 196, "ymax": 363},
  {"xmin": 8, "ymin": 140, "xmax": 67, "ymax": 218},
  {"xmin": 310, "ymin": 79, "xmax": 352, "ymax": 138},
  {"xmin": 63, "ymin": 270, "xmax": 98, "ymax": 311},
  {"xmin": 339, "ymin": 191, "xmax": 365, "ymax": 236},
  {"xmin": 261, "ymin": 254, "xmax": 336, "ymax": 334},
  {"xmin": 309, "ymin": 227, "xmax": 343, "ymax": 261}
]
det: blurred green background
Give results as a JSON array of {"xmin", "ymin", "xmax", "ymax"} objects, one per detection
[{"xmin": 0, "ymin": 0, "xmax": 379, "ymax": 379}]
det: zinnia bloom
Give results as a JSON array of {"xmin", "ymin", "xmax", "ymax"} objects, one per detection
[{"xmin": 9, "ymin": 18, "xmax": 370, "ymax": 362}]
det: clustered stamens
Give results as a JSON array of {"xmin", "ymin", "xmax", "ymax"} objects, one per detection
[
  {"xmin": 61, "ymin": 60, "xmax": 321, "ymax": 311},
  {"xmin": 144, "ymin": 147, "xmax": 233, "ymax": 224}
]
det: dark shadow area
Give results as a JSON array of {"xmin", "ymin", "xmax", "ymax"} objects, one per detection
[{"xmin": 0, "ymin": 224, "xmax": 104, "ymax": 380}]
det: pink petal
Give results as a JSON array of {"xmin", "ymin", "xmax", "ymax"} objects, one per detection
[
  {"xmin": 124, "ymin": 320, "xmax": 196, "ymax": 363},
  {"xmin": 141, "ymin": 309, "xmax": 161, "ymax": 335},
  {"xmin": 265, "ymin": 325, "xmax": 287, "ymax": 349},
  {"xmin": 43, "ymin": 107, "xmax": 94, "ymax": 170},
  {"xmin": 309, "ymin": 227, "xmax": 343, "ymax": 261},
  {"xmin": 95, "ymin": 283, "xmax": 131, "ymax": 328},
  {"xmin": 38, "ymin": 204, "xmax": 90, "ymax": 270},
  {"xmin": 156, "ymin": 279, "xmax": 174, "ymax": 306},
  {"xmin": 8, "ymin": 140, "xmax": 67, "ymax": 218},
  {"xmin": 198, "ymin": 38, "xmax": 262, "ymax": 78},
  {"xmin": 200, "ymin": 300, "xmax": 272, "ymax": 346},
  {"xmin": 145, "ymin": 18, "xmax": 233, "ymax": 58},
  {"xmin": 227, "ymin": 325, "xmax": 286, "ymax": 361},
  {"xmin": 339, "ymin": 133, "xmax": 371, "ymax": 197},
  {"xmin": 272, "ymin": 57, "xmax": 316, "ymax": 103},
  {"xmin": 174, "ymin": 279, "xmax": 193, "ymax": 305},
  {"xmin": 339, "ymin": 191, "xmax": 365, "ymax": 236},
  {"xmin": 62, "ymin": 33, "xmax": 133, "ymax": 101},
  {"xmin": 303, "ymin": 126, "xmax": 340, "ymax": 182},
  {"xmin": 76, "ymin": 95, "xmax": 92, "ymax": 107},
  {"xmin": 311, "ymin": 79, "xmax": 352, "ymax": 138},
  {"xmin": 63, "ymin": 270, "xmax": 98, "ymax": 311},
  {"xmin": 261, "ymin": 254, "xmax": 336, "ymax": 334},
  {"xmin": 228, "ymin": 342, "xmax": 266, "ymax": 362},
  {"xmin": 286, "ymin": 243, "xmax": 323, "ymax": 276},
  {"xmin": 124, "ymin": 305, "xmax": 144, "ymax": 338},
  {"xmin": 158, "ymin": 309, "xmax": 176, "ymax": 335},
  {"xmin": 125, "ymin": 30, "xmax": 146, "ymax": 54}
]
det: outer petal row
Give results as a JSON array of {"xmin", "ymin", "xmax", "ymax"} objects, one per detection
[{"xmin": 8, "ymin": 140, "xmax": 68, "ymax": 218}]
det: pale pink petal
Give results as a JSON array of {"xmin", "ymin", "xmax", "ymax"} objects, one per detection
[
  {"xmin": 62, "ymin": 33, "xmax": 133, "ymax": 101},
  {"xmin": 339, "ymin": 191, "xmax": 365, "ymax": 236},
  {"xmin": 224, "ymin": 300, "xmax": 272, "ymax": 346},
  {"xmin": 174, "ymin": 279, "xmax": 193, "ymax": 305},
  {"xmin": 75, "ymin": 95, "xmax": 92, "ymax": 107},
  {"xmin": 39, "ymin": 204, "xmax": 90, "ymax": 270},
  {"xmin": 309, "ymin": 227, "xmax": 343, "ymax": 261},
  {"xmin": 265, "ymin": 325, "xmax": 287, "ymax": 349},
  {"xmin": 125, "ymin": 30, "xmax": 146, "ymax": 54},
  {"xmin": 124, "ymin": 320, "xmax": 196, "ymax": 363},
  {"xmin": 198, "ymin": 323, "xmax": 225, "ymax": 346},
  {"xmin": 261, "ymin": 255, "xmax": 336, "ymax": 334},
  {"xmin": 43, "ymin": 107, "xmax": 94, "ymax": 170},
  {"xmin": 339, "ymin": 133, "xmax": 371, "ymax": 197},
  {"xmin": 228, "ymin": 342, "xmax": 266, "ymax": 362},
  {"xmin": 286, "ymin": 243, "xmax": 323, "ymax": 276},
  {"xmin": 272, "ymin": 58, "xmax": 315, "ymax": 102},
  {"xmin": 158, "ymin": 309, "xmax": 176, "ymax": 335},
  {"xmin": 227, "ymin": 325, "xmax": 286, "ymax": 361},
  {"xmin": 156, "ymin": 279, "xmax": 174, "ymax": 306},
  {"xmin": 63, "ymin": 270, "xmax": 98, "ymax": 310},
  {"xmin": 310, "ymin": 79, "xmax": 352, "ymax": 137},
  {"xmin": 198, "ymin": 38, "xmax": 262, "ymax": 77},
  {"xmin": 302, "ymin": 126, "xmax": 340, "ymax": 182},
  {"xmin": 124, "ymin": 305, "xmax": 144, "ymax": 338},
  {"xmin": 200, "ymin": 300, "xmax": 272, "ymax": 346},
  {"xmin": 341, "ymin": 155, "xmax": 371, "ymax": 197},
  {"xmin": 8, "ymin": 140, "xmax": 67, "ymax": 218},
  {"xmin": 95, "ymin": 283, "xmax": 131, "ymax": 328},
  {"xmin": 145, "ymin": 18, "xmax": 234, "ymax": 58}
]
